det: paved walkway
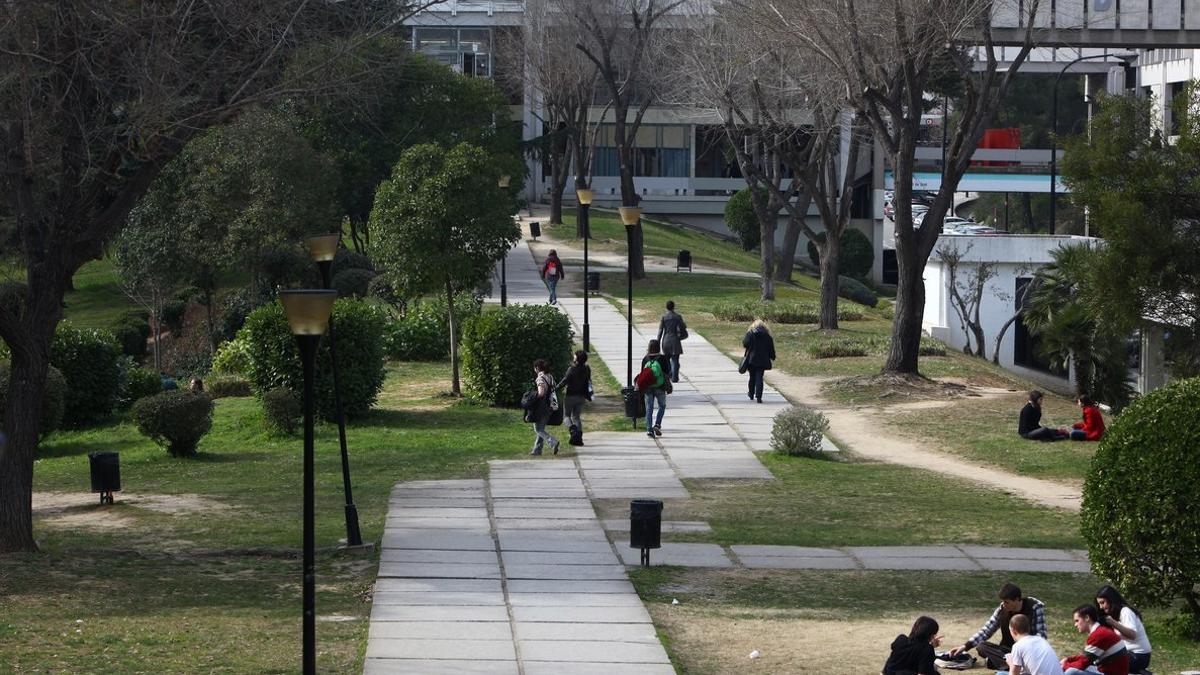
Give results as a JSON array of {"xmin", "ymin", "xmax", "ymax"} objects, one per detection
[{"xmin": 364, "ymin": 234, "xmax": 1090, "ymax": 673}]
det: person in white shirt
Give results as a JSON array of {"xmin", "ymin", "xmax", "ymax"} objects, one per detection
[
  {"xmin": 1007, "ymin": 614, "xmax": 1064, "ymax": 675},
  {"xmin": 1096, "ymin": 585, "xmax": 1152, "ymax": 673}
]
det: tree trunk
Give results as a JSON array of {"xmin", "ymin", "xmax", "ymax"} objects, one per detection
[
  {"xmin": 446, "ymin": 279, "xmax": 460, "ymax": 396},
  {"xmin": 818, "ymin": 233, "xmax": 841, "ymax": 330},
  {"xmin": 883, "ymin": 247, "xmax": 925, "ymax": 374},
  {"xmin": 0, "ymin": 346, "xmax": 49, "ymax": 553},
  {"xmin": 775, "ymin": 195, "xmax": 810, "ymax": 282},
  {"xmin": 992, "ymin": 313, "xmax": 1020, "ymax": 364},
  {"xmin": 1072, "ymin": 351, "xmax": 1089, "ymax": 397},
  {"xmin": 550, "ymin": 188, "xmax": 564, "ymax": 229}
]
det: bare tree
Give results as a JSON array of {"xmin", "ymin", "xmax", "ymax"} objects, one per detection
[
  {"xmin": 991, "ymin": 270, "xmax": 1037, "ymax": 364},
  {"xmin": 0, "ymin": 0, "xmax": 440, "ymax": 554},
  {"xmin": 497, "ymin": 0, "xmax": 600, "ymax": 227},
  {"xmin": 757, "ymin": 0, "xmax": 1041, "ymax": 371},
  {"xmin": 553, "ymin": 0, "xmax": 684, "ymax": 278},
  {"xmin": 937, "ymin": 241, "xmax": 998, "ymax": 357}
]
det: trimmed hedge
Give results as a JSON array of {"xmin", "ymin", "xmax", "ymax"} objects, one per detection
[
  {"xmin": 711, "ymin": 300, "xmax": 864, "ymax": 324},
  {"xmin": 807, "ymin": 335, "xmax": 949, "ymax": 359},
  {"xmin": 211, "ymin": 337, "xmax": 252, "ymax": 376},
  {"xmin": 262, "ymin": 387, "xmax": 301, "ymax": 436},
  {"xmin": 50, "ymin": 322, "xmax": 122, "ymax": 428},
  {"xmin": 207, "ymin": 375, "xmax": 252, "ymax": 399},
  {"xmin": 461, "ymin": 304, "xmax": 572, "ymax": 406},
  {"xmin": 241, "ymin": 298, "xmax": 388, "ymax": 420},
  {"xmin": 806, "ymin": 229, "xmax": 875, "ymax": 280},
  {"xmin": 385, "ymin": 296, "xmax": 482, "ymax": 361},
  {"xmin": 771, "ymin": 406, "xmax": 830, "ymax": 457},
  {"xmin": 837, "ymin": 275, "xmax": 879, "ymax": 308},
  {"xmin": 133, "ymin": 390, "xmax": 214, "ymax": 457},
  {"xmin": 1082, "ymin": 377, "xmax": 1200, "ymax": 624},
  {"xmin": 724, "ymin": 187, "xmax": 762, "ymax": 251},
  {"xmin": 0, "ymin": 361, "xmax": 67, "ymax": 438},
  {"xmin": 110, "ymin": 312, "xmax": 151, "ymax": 358}
]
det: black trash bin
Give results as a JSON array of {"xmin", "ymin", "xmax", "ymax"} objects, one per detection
[
  {"xmin": 586, "ymin": 272, "xmax": 601, "ymax": 292},
  {"xmin": 630, "ymin": 499, "xmax": 663, "ymax": 566},
  {"xmin": 529, "ymin": 221, "xmax": 541, "ymax": 239},
  {"xmin": 676, "ymin": 249, "xmax": 692, "ymax": 272},
  {"xmin": 88, "ymin": 451, "xmax": 121, "ymax": 505},
  {"xmin": 621, "ymin": 386, "xmax": 645, "ymax": 427}
]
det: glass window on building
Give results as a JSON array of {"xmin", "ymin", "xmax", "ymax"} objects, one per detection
[
  {"xmin": 414, "ymin": 28, "xmax": 458, "ymax": 68},
  {"xmin": 413, "ymin": 27, "xmax": 492, "ymax": 77},
  {"xmin": 694, "ymin": 125, "xmax": 742, "ymax": 178},
  {"xmin": 591, "ymin": 124, "xmax": 691, "ymax": 178}
]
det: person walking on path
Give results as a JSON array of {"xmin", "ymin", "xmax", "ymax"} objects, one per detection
[
  {"xmin": 1006, "ymin": 614, "xmax": 1063, "ymax": 675},
  {"xmin": 540, "ymin": 249, "xmax": 565, "ymax": 305},
  {"xmin": 656, "ymin": 300, "xmax": 688, "ymax": 382},
  {"xmin": 881, "ymin": 615, "xmax": 942, "ymax": 675},
  {"xmin": 641, "ymin": 339, "xmax": 672, "ymax": 438},
  {"xmin": 741, "ymin": 319, "xmax": 775, "ymax": 403},
  {"xmin": 950, "ymin": 583, "xmax": 1047, "ymax": 670},
  {"xmin": 529, "ymin": 359, "xmax": 560, "ymax": 456},
  {"xmin": 1061, "ymin": 604, "xmax": 1129, "ymax": 675},
  {"xmin": 1095, "ymin": 585, "xmax": 1151, "ymax": 673},
  {"xmin": 558, "ymin": 350, "xmax": 592, "ymax": 446}
]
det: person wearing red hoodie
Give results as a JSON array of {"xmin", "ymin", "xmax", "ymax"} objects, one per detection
[
  {"xmin": 1062, "ymin": 604, "xmax": 1129, "ymax": 675},
  {"xmin": 1067, "ymin": 395, "xmax": 1106, "ymax": 441}
]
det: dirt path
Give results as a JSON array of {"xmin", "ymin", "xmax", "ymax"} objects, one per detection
[{"xmin": 764, "ymin": 370, "xmax": 1084, "ymax": 512}]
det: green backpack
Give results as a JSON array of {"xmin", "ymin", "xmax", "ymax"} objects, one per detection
[{"xmin": 648, "ymin": 359, "xmax": 665, "ymax": 388}]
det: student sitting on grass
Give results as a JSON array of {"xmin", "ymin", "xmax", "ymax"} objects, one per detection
[
  {"xmin": 1067, "ymin": 395, "xmax": 1106, "ymax": 441},
  {"xmin": 1006, "ymin": 613, "xmax": 1062, "ymax": 675},
  {"xmin": 1061, "ymin": 604, "xmax": 1128, "ymax": 675},
  {"xmin": 1018, "ymin": 390, "xmax": 1066, "ymax": 442},
  {"xmin": 882, "ymin": 615, "xmax": 942, "ymax": 675}
]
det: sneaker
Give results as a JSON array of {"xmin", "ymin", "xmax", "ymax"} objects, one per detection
[
  {"xmin": 551, "ymin": 440, "xmax": 560, "ymax": 455},
  {"xmin": 647, "ymin": 431, "xmax": 656, "ymax": 438},
  {"xmin": 653, "ymin": 426, "xmax": 662, "ymax": 436},
  {"xmin": 530, "ymin": 449, "xmax": 542, "ymax": 456}
]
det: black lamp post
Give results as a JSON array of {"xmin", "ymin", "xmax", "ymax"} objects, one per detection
[
  {"xmin": 1051, "ymin": 52, "xmax": 1137, "ymax": 232},
  {"xmin": 619, "ymin": 206, "xmax": 641, "ymax": 386},
  {"xmin": 577, "ymin": 188, "xmax": 594, "ymax": 352},
  {"xmin": 279, "ymin": 288, "xmax": 337, "ymax": 675},
  {"xmin": 303, "ymin": 234, "xmax": 364, "ymax": 548},
  {"xmin": 498, "ymin": 175, "xmax": 512, "ymax": 306}
]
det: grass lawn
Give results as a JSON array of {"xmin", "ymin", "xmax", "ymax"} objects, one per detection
[
  {"xmin": 630, "ymin": 567, "xmax": 1200, "ymax": 674},
  {"xmin": 1, "ymin": 360, "xmax": 619, "ymax": 672},
  {"xmin": 596, "ymin": 452, "xmax": 1084, "ymax": 549},
  {"xmin": 545, "ymin": 208, "xmax": 764, "ymax": 274}
]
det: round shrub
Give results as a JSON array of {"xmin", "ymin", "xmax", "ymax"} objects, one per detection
[
  {"xmin": 211, "ymin": 336, "xmax": 252, "ymax": 376},
  {"xmin": 807, "ymin": 229, "xmax": 875, "ymax": 280},
  {"xmin": 133, "ymin": 390, "xmax": 214, "ymax": 457},
  {"xmin": 837, "ymin": 275, "xmax": 879, "ymax": 308},
  {"xmin": 331, "ymin": 248, "xmax": 375, "ymax": 277},
  {"xmin": 50, "ymin": 322, "xmax": 122, "ymax": 428},
  {"xmin": 255, "ymin": 246, "xmax": 320, "ymax": 290},
  {"xmin": 207, "ymin": 375, "xmax": 252, "ymax": 399},
  {"xmin": 110, "ymin": 312, "xmax": 151, "ymax": 357},
  {"xmin": 262, "ymin": 387, "xmax": 301, "ymax": 436},
  {"xmin": 461, "ymin": 304, "xmax": 572, "ymax": 406},
  {"xmin": 0, "ymin": 361, "xmax": 67, "ymax": 437},
  {"xmin": 332, "ymin": 268, "xmax": 376, "ymax": 299},
  {"xmin": 771, "ymin": 406, "xmax": 830, "ymax": 457},
  {"xmin": 218, "ymin": 286, "xmax": 272, "ymax": 342},
  {"xmin": 1081, "ymin": 377, "xmax": 1200, "ymax": 624},
  {"xmin": 242, "ymin": 298, "xmax": 387, "ymax": 420},
  {"xmin": 724, "ymin": 187, "xmax": 761, "ymax": 251},
  {"xmin": 117, "ymin": 359, "xmax": 162, "ymax": 409},
  {"xmin": 385, "ymin": 296, "xmax": 483, "ymax": 361}
]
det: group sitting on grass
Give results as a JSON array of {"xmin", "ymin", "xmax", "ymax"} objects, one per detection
[
  {"xmin": 1018, "ymin": 391, "xmax": 1106, "ymax": 443},
  {"xmin": 883, "ymin": 583, "xmax": 1152, "ymax": 675}
]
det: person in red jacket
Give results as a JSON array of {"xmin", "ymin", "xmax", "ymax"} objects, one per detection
[
  {"xmin": 1067, "ymin": 395, "xmax": 1106, "ymax": 441},
  {"xmin": 1062, "ymin": 604, "xmax": 1129, "ymax": 675},
  {"xmin": 540, "ymin": 250, "xmax": 565, "ymax": 305}
]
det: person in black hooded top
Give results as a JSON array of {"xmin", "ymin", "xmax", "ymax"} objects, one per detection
[{"xmin": 882, "ymin": 615, "xmax": 942, "ymax": 675}]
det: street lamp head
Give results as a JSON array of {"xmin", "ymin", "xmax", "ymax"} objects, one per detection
[
  {"xmin": 498, "ymin": 175, "xmax": 511, "ymax": 189},
  {"xmin": 1114, "ymin": 52, "xmax": 1139, "ymax": 65},
  {"xmin": 304, "ymin": 233, "xmax": 341, "ymax": 263},
  {"xmin": 576, "ymin": 188, "xmax": 594, "ymax": 205},
  {"xmin": 618, "ymin": 206, "xmax": 641, "ymax": 227},
  {"xmin": 279, "ymin": 289, "xmax": 337, "ymax": 336}
]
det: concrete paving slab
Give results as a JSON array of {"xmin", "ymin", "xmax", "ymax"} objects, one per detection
[
  {"xmin": 380, "ymin": 549, "xmax": 498, "ymax": 564},
  {"xmin": 392, "ymin": 479, "xmax": 484, "ymax": 490},
  {"xmin": 383, "ymin": 517, "xmax": 492, "ymax": 530},
  {"xmin": 369, "ymin": 621, "xmax": 513, "ymax": 641},
  {"xmin": 490, "ymin": 488, "xmax": 589, "ymax": 498},
  {"xmin": 602, "ymin": 519, "xmax": 712, "ymax": 533},
  {"xmin": 388, "ymin": 498, "xmax": 487, "ymax": 508},
  {"xmin": 958, "ymin": 546, "xmax": 1082, "ymax": 561},
  {"xmin": 504, "ymin": 563, "xmax": 629, "ymax": 580},
  {"xmin": 513, "ymin": 622, "xmax": 660, "ymax": 642},
  {"xmin": 614, "ymin": 542, "xmax": 733, "ymax": 567},
  {"xmin": 858, "ymin": 556, "xmax": 983, "ymax": 571},
  {"xmin": 363, "ymin": 658, "xmax": 519, "ymax": 675},
  {"xmin": 370, "ymin": 591, "xmax": 506, "ymax": 606},
  {"xmin": 374, "ymin": 578, "xmax": 502, "ymax": 594},
  {"xmin": 502, "ymin": 551, "xmax": 620, "ymax": 566},
  {"xmin": 522, "ymin": 663, "xmax": 675, "ymax": 675},
  {"xmin": 507, "ymin": 593, "xmax": 646, "ymax": 607},
  {"xmin": 519, "ymin": 640, "xmax": 671, "ymax": 663},
  {"xmin": 511, "ymin": 605, "xmax": 653, "ymax": 624},
  {"xmin": 367, "ymin": 637, "xmax": 516, "ymax": 660},
  {"xmin": 385, "ymin": 507, "xmax": 490, "ymax": 518},
  {"xmin": 381, "ymin": 531, "xmax": 496, "ymax": 551},
  {"xmin": 848, "ymin": 545, "xmax": 966, "ymax": 559},
  {"xmin": 377, "ymin": 562, "xmax": 502, "ymax": 579},
  {"xmin": 731, "ymin": 545, "xmax": 846, "ymax": 557},
  {"xmin": 493, "ymin": 518, "xmax": 603, "ymax": 531},
  {"xmin": 739, "ymin": 555, "xmax": 860, "ymax": 569},
  {"xmin": 370, "ymin": 605, "xmax": 510, "ymax": 622},
  {"xmin": 498, "ymin": 538, "xmax": 612, "ymax": 554},
  {"xmin": 505, "ymin": 579, "xmax": 636, "ymax": 594}
]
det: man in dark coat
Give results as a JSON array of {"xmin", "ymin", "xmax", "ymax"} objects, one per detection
[
  {"xmin": 741, "ymin": 319, "xmax": 775, "ymax": 403},
  {"xmin": 656, "ymin": 300, "xmax": 688, "ymax": 382}
]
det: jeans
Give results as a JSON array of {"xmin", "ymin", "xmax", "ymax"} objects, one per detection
[
  {"xmin": 645, "ymin": 389, "xmax": 666, "ymax": 430},
  {"xmin": 747, "ymin": 367, "xmax": 765, "ymax": 401},
  {"xmin": 974, "ymin": 641, "xmax": 1010, "ymax": 670},
  {"xmin": 564, "ymin": 394, "xmax": 586, "ymax": 432},
  {"xmin": 545, "ymin": 277, "xmax": 558, "ymax": 304},
  {"xmin": 1070, "ymin": 428, "xmax": 1088, "ymax": 441},
  {"xmin": 1064, "ymin": 668, "xmax": 1100, "ymax": 675},
  {"xmin": 668, "ymin": 354, "xmax": 680, "ymax": 382},
  {"xmin": 1129, "ymin": 651, "xmax": 1151, "ymax": 672},
  {"xmin": 1022, "ymin": 426, "xmax": 1062, "ymax": 442},
  {"xmin": 532, "ymin": 420, "xmax": 557, "ymax": 453}
]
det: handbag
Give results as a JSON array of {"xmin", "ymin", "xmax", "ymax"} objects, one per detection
[
  {"xmin": 738, "ymin": 351, "xmax": 749, "ymax": 375},
  {"xmin": 679, "ymin": 325, "xmax": 689, "ymax": 341}
]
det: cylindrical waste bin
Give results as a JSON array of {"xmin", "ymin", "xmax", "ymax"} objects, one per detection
[
  {"xmin": 676, "ymin": 249, "xmax": 692, "ymax": 272},
  {"xmin": 621, "ymin": 387, "xmax": 645, "ymax": 425},
  {"xmin": 586, "ymin": 272, "xmax": 601, "ymax": 292},
  {"xmin": 630, "ymin": 499, "xmax": 663, "ymax": 566},
  {"xmin": 529, "ymin": 221, "xmax": 542, "ymax": 239},
  {"xmin": 88, "ymin": 451, "xmax": 121, "ymax": 504}
]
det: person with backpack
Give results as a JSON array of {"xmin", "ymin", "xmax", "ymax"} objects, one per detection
[
  {"xmin": 740, "ymin": 319, "xmax": 776, "ymax": 403},
  {"xmin": 639, "ymin": 339, "xmax": 672, "ymax": 438},
  {"xmin": 656, "ymin": 300, "xmax": 688, "ymax": 383},
  {"xmin": 527, "ymin": 359, "xmax": 560, "ymax": 456},
  {"xmin": 557, "ymin": 350, "xmax": 593, "ymax": 446},
  {"xmin": 540, "ymin": 250, "xmax": 565, "ymax": 305}
]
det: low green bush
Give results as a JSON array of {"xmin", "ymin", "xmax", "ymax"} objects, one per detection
[
  {"xmin": 838, "ymin": 275, "xmax": 878, "ymax": 307},
  {"xmin": 332, "ymin": 268, "xmax": 376, "ymax": 299},
  {"xmin": 207, "ymin": 375, "xmax": 252, "ymax": 399},
  {"xmin": 771, "ymin": 406, "xmax": 830, "ymax": 457},
  {"xmin": 50, "ymin": 322, "xmax": 122, "ymax": 428},
  {"xmin": 110, "ymin": 312, "xmax": 151, "ymax": 358},
  {"xmin": 724, "ymin": 187, "xmax": 763, "ymax": 251},
  {"xmin": 461, "ymin": 304, "xmax": 572, "ymax": 406},
  {"xmin": 133, "ymin": 390, "xmax": 214, "ymax": 457},
  {"xmin": 711, "ymin": 300, "xmax": 864, "ymax": 324},
  {"xmin": 1082, "ymin": 378, "xmax": 1200, "ymax": 628},
  {"xmin": 385, "ymin": 296, "xmax": 482, "ymax": 361},
  {"xmin": 116, "ymin": 359, "xmax": 162, "ymax": 408},
  {"xmin": 807, "ymin": 229, "xmax": 875, "ymax": 280},
  {"xmin": 242, "ymin": 298, "xmax": 387, "ymax": 420},
  {"xmin": 918, "ymin": 339, "xmax": 948, "ymax": 357},
  {"xmin": 262, "ymin": 387, "xmax": 301, "ymax": 436},
  {"xmin": 331, "ymin": 248, "xmax": 374, "ymax": 277},
  {"xmin": 211, "ymin": 336, "xmax": 253, "ymax": 376},
  {"xmin": 807, "ymin": 339, "xmax": 871, "ymax": 359},
  {"xmin": 0, "ymin": 361, "xmax": 67, "ymax": 438}
]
